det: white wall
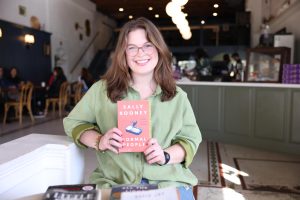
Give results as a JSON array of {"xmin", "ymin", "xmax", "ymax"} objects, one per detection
[
  {"xmin": 0, "ymin": 0, "xmax": 116, "ymax": 81},
  {"xmin": 268, "ymin": 0, "xmax": 300, "ymax": 63},
  {"xmin": 246, "ymin": 0, "xmax": 300, "ymax": 63},
  {"xmin": 0, "ymin": 0, "xmax": 47, "ymax": 28},
  {"xmin": 246, "ymin": 0, "xmax": 263, "ymax": 47}
]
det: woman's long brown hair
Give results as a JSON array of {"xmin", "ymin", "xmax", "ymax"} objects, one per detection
[{"xmin": 101, "ymin": 17, "xmax": 176, "ymax": 102}]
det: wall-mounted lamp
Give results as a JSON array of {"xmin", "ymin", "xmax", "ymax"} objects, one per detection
[
  {"xmin": 25, "ymin": 34, "xmax": 35, "ymax": 44},
  {"xmin": 0, "ymin": 28, "xmax": 2, "ymax": 38},
  {"xmin": 24, "ymin": 34, "xmax": 35, "ymax": 48}
]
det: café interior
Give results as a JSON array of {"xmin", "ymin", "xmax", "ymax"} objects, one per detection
[{"xmin": 0, "ymin": 0, "xmax": 300, "ymax": 199}]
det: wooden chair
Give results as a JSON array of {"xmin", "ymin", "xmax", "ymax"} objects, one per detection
[
  {"xmin": 70, "ymin": 82, "xmax": 83, "ymax": 105},
  {"xmin": 44, "ymin": 81, "xmax": 69, "ymax": 117},
  {"xmin": 3, "ymin": 82, "xmax": 35, "ymax": 125}
]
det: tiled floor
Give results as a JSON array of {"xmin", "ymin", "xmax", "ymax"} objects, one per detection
[{"xmin": 1, "ymin": 115, "xmax": 300, "ymax": 200}]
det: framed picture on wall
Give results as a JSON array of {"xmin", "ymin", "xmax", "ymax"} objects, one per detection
[
  {"xmin": 245, "ymin": 47, "xmax": 291, "ymax": 83},
  {"xmin": 18, "ymin": 5, "xmax": 26, "ymax": 16}
]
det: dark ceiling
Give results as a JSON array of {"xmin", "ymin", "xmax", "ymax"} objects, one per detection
[{"xmin": 90, "ymin": 0, "xmax": 245, "ymax": 27}]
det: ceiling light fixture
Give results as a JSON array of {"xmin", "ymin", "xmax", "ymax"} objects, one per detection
[
  {"xmin": 148, "ymin": 7, "xmax": 153, "ymax": 11},
  {"xmin": 166, "ymin": 1, "xmax": 181, "ymax": 17},
  {"xmin": 201, "ymin": 20, "xmax": 205, "ymax": 24},
  {"xmin": 155, "ymin": 14, "xmax": 159, "ymax": 18},
  {"xmin": 119, "ymin": 8, "xmax": 124, "ymax": 12},
  {"xmin": 172, "ymin": 0, "xmax": 188, "ymax": 6},
  {"xmin": 165, "ymin": 0, "xmax": 191, "ymax": 40},
  {"xmin": 129, "ymin": 15, "xmax": 133, "ymax": 19},
  {"xmin": 213, "ymin": 12, "xmax": 218, "ymax": 16},
  {"xmin": 0, "ymin": 28, "xmax": 2, "ymax": 38},
  {"xmin": 214, "ymin": 4, "xmax": 219, "ymax": 8}
]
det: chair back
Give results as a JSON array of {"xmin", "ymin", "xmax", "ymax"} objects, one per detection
[
  {"xmin": 19, "ymin": 82, "xmax": 34, "ymax": 107},
  {"xmin": 74, "ymin": 82, "xmax": 83, "ymax": 103},
  {"xmin": 59, "ymin": 81, "xmax": 69, "ymax": 106}
]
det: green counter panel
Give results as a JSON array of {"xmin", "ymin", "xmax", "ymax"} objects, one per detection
[{"xmin": 178, "ymin": 83, "xmax": 300, "ymax": 155}]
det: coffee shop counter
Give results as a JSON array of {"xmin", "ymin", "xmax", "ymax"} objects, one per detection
[{"xmin": 177, "ymin": 80, "xmax": 300, "ymax": 155}]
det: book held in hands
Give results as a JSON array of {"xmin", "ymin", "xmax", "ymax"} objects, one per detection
[{"xmin": 117, "ymin": 100, "xmax": 151, "ymax": 152}]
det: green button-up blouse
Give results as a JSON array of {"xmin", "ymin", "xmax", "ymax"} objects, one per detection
[{"xmin": 63, "ymin": 80, "xmax": 202, "ymax": 188}]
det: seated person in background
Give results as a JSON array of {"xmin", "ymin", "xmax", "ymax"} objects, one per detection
[
  {"xmin": 46, "ymin": 66, "xmax": 67, "ymax": 98},
  {"xmin": 230, "ymin": 53, "xmax": 243, "ymax": 81},
  {"xmin": 78, "ymin": 67, "xmax": 94, "ymax": 92},
  {"xmin": 194, "ymin": 48, "xmax": 211, "ymax": 76},
  {"xmin": 47, "ymin": 66, "xmax": 59, "ymax": 88},
  {"xmin": 223, "ymin": 54, "xmax": 231, "ymax": 74},
  {"xmin": 63, "ymin": 17, "xmax": 202, "ymax": 200},
  {"xmin": 171, "ymin": 56, "xmax": 182, "ymax": 80},
  {"xmin": 7, "ymin": 67, "xmax": 23, "ymax": 88},
  {"xmin": 230, "ymin": 52, "xmax": 242, "ymax": 72},
  {"xmin": 6, "ymin": 67, "xmax": 24, "ymax": 100}
]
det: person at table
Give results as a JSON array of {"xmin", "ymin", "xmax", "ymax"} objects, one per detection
[
  {"xmin": 230, "ymin": 52, "xmax": 243, "ymax": 81},
  {"xmin": 63, "ymin": 17, "xmax": 202, "ymax": 200},
  {"xmin": 78, "ymin": 67, "xmax": 94, "ymax": 93},
  {"xmin": 46, "ymin": 66, "xmax": 67, "ymax": 98},
  {"xmin": 7, "ymin": 67, "xmax": 23, "ymax": 88},
  {"xmin": 6, "ymin": 67, "xmax": 24, "ymax": 100},
  {"xmin": 194, "ymin": 48, "xmax": 211, "ymax": 76},
  {"xmin": 223, "ymin": 54, "xmax": 231, "ymax": 72}
]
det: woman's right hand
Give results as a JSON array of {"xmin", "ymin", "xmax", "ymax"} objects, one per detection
[{"xmin": 99, "ymin": 128, "xmax": 123, "ymax": 154}]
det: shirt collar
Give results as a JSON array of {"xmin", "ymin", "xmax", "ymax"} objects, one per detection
[
  {"xmin": 153, "ymin": 85, "xmax": 162, "ymax": 96},
  {"xmin": 128, "ymin": 84, "xmax": 162, "ymax": 97}
]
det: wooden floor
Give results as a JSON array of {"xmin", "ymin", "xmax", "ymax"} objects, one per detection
[{"xmin": 0, "ymin": 113, "xmax": 66, "ymax": 144}]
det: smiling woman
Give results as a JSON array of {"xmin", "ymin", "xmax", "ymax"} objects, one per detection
[
  {"xmin": 125, "ymin": 29, "xmax": 159, "ymax": 92},
  {"xmin": 63, "ymin": 17, "xmax": 202, "ymax": 200}
]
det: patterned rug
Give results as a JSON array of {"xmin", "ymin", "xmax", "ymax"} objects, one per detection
[
  {"xmin": 190, "ymin": 141, "xmax": 225, "ymax": 187},
  {"xmin": 191, "ymin": 140, "xmax": 300, "ymax": 199}
]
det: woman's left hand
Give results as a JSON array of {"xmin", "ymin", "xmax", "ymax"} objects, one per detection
[{"xmin": 144, "ymin": 138, "xmax": 165, "ymax": 165}]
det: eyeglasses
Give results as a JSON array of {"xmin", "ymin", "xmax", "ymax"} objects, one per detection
[{"xmin": 126, "ymin": 43, "xmax": 155, "ymax": 56}]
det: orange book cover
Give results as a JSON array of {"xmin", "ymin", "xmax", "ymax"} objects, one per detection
[{"xmin": 117, "ymin": 100, "xmax": 151, "ymax": 152}]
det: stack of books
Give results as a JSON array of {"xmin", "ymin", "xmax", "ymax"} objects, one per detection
[{"xmin": 282, "ymin": 64, "xmax": 300, "ymax": 84}]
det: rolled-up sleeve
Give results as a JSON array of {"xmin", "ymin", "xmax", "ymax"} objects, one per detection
[{"xmin": 71, "ymin": 123, "xmax": 101, "ymax": 148}]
